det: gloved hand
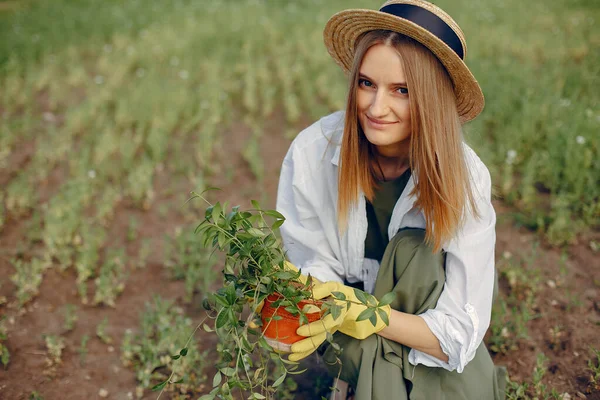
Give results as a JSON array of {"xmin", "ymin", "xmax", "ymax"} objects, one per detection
[
  {"xmin": 248, "ymin": 261, "xmax": 319, "ymax": 324},
  {"xmin": 288, "ymin": 281, "xmax": 392, "ymax": 361}
]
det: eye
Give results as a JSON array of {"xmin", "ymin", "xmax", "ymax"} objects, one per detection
[
  {"xmin": 358, "ymin": 78, "xmax": 374, "ymax": 88},
  {"xmin": 396, "ymin": 87, "xmax": 409, "ymax": 95}
]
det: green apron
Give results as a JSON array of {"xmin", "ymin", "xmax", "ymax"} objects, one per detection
[{"xmin": 320, "ymin": 173, "xmax": 506, "ymax": 399}]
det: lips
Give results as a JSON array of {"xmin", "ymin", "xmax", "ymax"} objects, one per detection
[
  {"xmin": 367, "ymin": 115, "xmax": 397, "ymax": 124},
  {"xmin": 365, "ymin": 115, "xmax": 398, "ymax": 129}
]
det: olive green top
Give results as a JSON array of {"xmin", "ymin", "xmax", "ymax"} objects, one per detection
[{"xmin": 364, "ymin": 169, "xmax": 412, "ymax": 262}]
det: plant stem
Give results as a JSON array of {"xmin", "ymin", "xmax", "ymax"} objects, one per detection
[{"xmin": 155, "ymin": 314, "xmax": 208, "ymax": 400}]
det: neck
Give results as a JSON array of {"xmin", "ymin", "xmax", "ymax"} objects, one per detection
[{"xmin": 372, "ymin": 145, "xmax": 410, "ymax": 182}]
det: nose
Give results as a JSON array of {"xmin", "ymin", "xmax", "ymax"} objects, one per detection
[{"xmin": 369, "ymin": 88, "xmax": 389, "ymax": 118}]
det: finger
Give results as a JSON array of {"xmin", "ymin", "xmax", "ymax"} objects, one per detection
[
  {"xmin": 290, "ymin": 331, "xmax": 327, "ymax": 354},
  {"xmin": 296, "ymin": 315, "xmax": 339, "ymax": 337},
  {"xmin": 288, "ymin": 349, "xmax": 314, "ymax": 362},
  {"xmin": 248, "ymin": 320, "xmax": 261, "ymax": 330},
  {"xmin": 253, "ymin": 300, "xmax": 264, "ymax": 313},
  {"xmin": 311, "ymin": 281, "xmax": 340, "ymax": 300}
]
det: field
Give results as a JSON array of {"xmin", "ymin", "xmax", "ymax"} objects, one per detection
[{"xmin": 0, "ymin": 0, "xmax": 599, "ymax": 399}]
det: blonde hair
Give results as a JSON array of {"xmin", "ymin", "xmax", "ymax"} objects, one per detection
[{"xmin": 337, "ymin": 30, "xmax": 479, "ymax": 252}]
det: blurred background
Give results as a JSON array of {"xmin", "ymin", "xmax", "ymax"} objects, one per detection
[{"xmin": 0, "ymin": 0, "xmax": 598, "ymax": 398}]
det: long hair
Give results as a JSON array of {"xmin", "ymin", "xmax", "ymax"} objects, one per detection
[{"xmin": 337, "ymin": 30, "xmax": 479, "ymax": 252}]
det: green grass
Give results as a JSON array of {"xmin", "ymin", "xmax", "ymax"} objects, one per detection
[
  {"xmin": 488, "ymin": 247, "xmax": 542, "ymax": 354},
  {"xmin": 1, "ymin": 0, "xmax": 597, "ymax": 248},
  {"xmin": 120, "ymin": 296, "xmax": 208, "ymax": 397}
]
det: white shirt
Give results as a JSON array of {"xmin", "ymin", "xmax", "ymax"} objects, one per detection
[{"xmin": 276, "ymin": 111, "xmax": 497, "ymax": 373}]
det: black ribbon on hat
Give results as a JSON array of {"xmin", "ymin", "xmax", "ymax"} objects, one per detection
[{"xmin": 380, "ymin": 4, "xmax": 464, "ymax": 59}]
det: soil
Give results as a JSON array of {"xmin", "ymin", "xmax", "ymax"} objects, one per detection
[{"xmin": 0, "ymin": 114, "xmax": 599, "ymax": 400}]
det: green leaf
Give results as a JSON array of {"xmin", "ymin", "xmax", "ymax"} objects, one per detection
[
  {"xmin": 378, "ymin": 292, "xmax": 396, "ymax": 307},
  {"xmin": 211, "ymin": 203, "xmax": 222, "ymax": 223},
  {"xmin": 205, "ymin": 205, "xmax": 214, "ymax": 220},
  {"xmin": 179, "ymin": 347, "xmax": 188, "ymax": 356},
  {"xmin": 172, "ymin": 378, "xmax": 184, "ymax": 384},
  {"xmin": 264, "ymin": 209, "xmax": 285, "ymax": 220},
  {"xmin": 252, "ymin": 394, "xmax": 267, "ymax": 399},
  {"xmin": 216, "ymin": 309, "xmax": 229, "ymax": 329},
  {"xmin": 378, "ymin": 308, "xmax": 390, "ymax": 326},
  {"xmin": 198, "ymin": 394, "xmax": 216, "ymax": 400},
  {"xmin": 151, "ymin": 380, "xmax": 168, "ymax": 391},
  {"xmin": 248, "ymin": 228, "xmax": 265, "ymax": 237},
  {"xmin": 356, "ymin": 308, "xmax": 375, "ymax": 322},
  {"xmin": 369, "ymin": 313, "xmax": 377, "ymax": 327},
  {"xmin": 217, "ymin": 232, "xmax": 227, "ymax": 248},
  {"xmin": 284, "ymin": 306, "xmax": 298, "ymax": 315},
  {"xmin": 220, "ymin": 367, "xmax": 235, "ymax": 376},
  {"xmin": 331, "ymin": 291, "xmax": 346, "ymax": 301},
  {"xmin": 194, "ymin": 222, "xmax": 208, "ymax": 234},
  {"xmin": 213, "ymin": 371, "xmax": 222, "ymax": 387},
  {"xmin": 278, "ymin": 356, "xmax": 300, "ymax": 365},
  {"xmin": 331, "ymin": 304, "xmax": 342, "ymax": 321},
  {"xmin": 272, "ymin": 371, "xmax": 286, "ymax": 387},
  {"xmin": 287, "ymin": 368, "xmax": 307, "ymax": 375},
  {"xmin": 273, "ymin": 271, "xmax": 295, "ymax": 280},
  {"xmin": 214, "ymin": 294, "xmax": 229, "ymax": 307},
  {"xmin": 299, "ymin": 313, "xmax": 308, "ymax": 326},
  {"xmin": 202, "ymin": 323, "xmax": 214, "ymax": 332},
  {"xmin": 367, "ymin": 294, "xmax": 378, "ymax": 307},
  {"xmin": 260, "ymin": 276, "xmax": 272, "ymax": 284},
  {"xmin": 248, "ymin": 327, "xmax": 261, "ymax": 336},
  {"xmin": 271, "ymin": 219, "xmax": 285, "ymax": 230},
  {"xmin": 251, "ymin": 200, "xmax": 261, "ymax": 210},
  {"xmin": 171, "ymin": 354, "xmax": 180, "ymax": 360},
  {"xmin": 354, "ymin": 288, "xmax": 368, "ymax": 304},
  {"xmin": 241, "ymin": 336, "xmax": 253, "ymax": 353}
]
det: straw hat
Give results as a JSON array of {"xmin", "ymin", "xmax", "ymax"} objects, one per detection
[{"xmin": 323, "ymin": 0, "xmax": 484, "ymax": 122}]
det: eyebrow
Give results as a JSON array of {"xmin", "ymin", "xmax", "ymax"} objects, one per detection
[{"xmin": 359, "ymin": 72, "xmax": 406, "ymax": 86}]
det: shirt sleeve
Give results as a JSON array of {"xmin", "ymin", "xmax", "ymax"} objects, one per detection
[
  {"xmin": 275, "ymin": 141, "xmax": 345, "ymax": 284},
  {"xmin": 408, "ymin": 162, "xmax": 496, "ymax": 373}
]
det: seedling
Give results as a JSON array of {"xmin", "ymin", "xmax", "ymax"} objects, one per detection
[
  {"xmin": 78, "ymin": 334, "xmax": 90, "ymax": 366},
  {"xmin": 588, "ymin": 347, "xmax": 600, "ymax": 393},
  {"xmin": 120, "ymin": 296, "xmax": 207, "ymax": 398},
  {"xmin": 43, "ymin": 334, "xmax": 65, "ymax": 378},
  {"xmin": 0, "ymin": 317, "xmax": 10, "ymax": 369},
  {"xmin": 62, "ymin": 304, "xmax": 78, "ymax": 332},
  {"xmin": 96, "ymin": 317, "xmax": 112, "ymax": 345},
  {"xmin": 11, "ymin": 258, "xmax": 47, "ymax": 307}
]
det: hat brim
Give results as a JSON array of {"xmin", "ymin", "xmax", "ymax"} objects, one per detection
[{"xmin": 323, "ymin": 9, "xmax": 484, "ymax": 123}]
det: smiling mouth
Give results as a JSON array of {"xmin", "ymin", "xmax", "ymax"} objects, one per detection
[{"xmin": 367, "ymin": 115, "xmax": 398, "ymax": 125}]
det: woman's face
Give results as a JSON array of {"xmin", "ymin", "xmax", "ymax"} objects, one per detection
[{"xmin": 357, "ymin": 43, "xmax": 412, "ymax": 157}]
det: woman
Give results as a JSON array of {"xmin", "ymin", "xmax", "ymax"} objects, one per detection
[{"xmin": 276, "ymin": 0, "xmax": 506, "ymax": 398}]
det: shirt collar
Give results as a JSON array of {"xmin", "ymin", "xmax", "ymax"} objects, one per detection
[
  {"xmin": 331, "ymin": 145, "xmax": 341, "ymax": 166},
  {"xmin": 320, "ymin": 111, "xmax": 345, "ymax": 167}
]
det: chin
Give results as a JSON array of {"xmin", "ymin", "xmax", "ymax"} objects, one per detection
[{"xmin": 363, "ymin": 131, "xmax": 395, "ymax": 147}]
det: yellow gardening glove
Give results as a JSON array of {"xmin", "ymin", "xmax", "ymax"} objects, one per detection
[
  {"xmin": 288, "ymin": 281, "xmax": 392, "ymax": 361},
  {"xmin": 288, "ymin": 281, "xmax": 346, "ymax": 361}
]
